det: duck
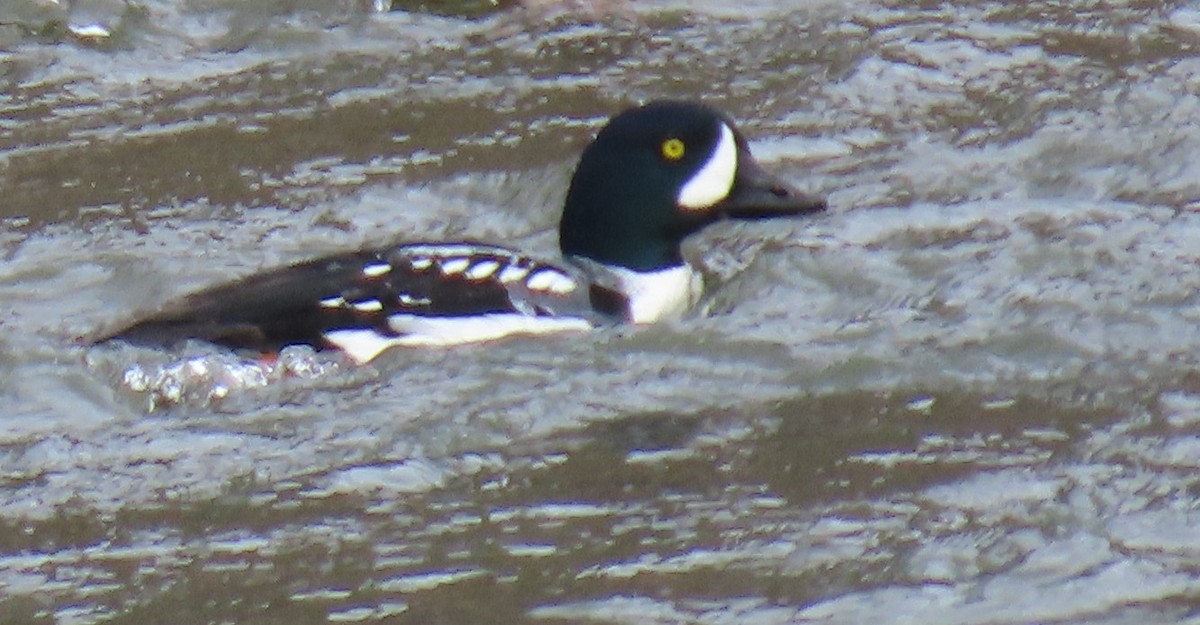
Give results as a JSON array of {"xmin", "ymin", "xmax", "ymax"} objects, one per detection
[{"xmin": 98, "ymin": 101, "xmax": 827, "ymax": 364}]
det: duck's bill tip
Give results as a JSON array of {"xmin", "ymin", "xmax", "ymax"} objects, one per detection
[{"xmin": 717, "ymin": 176, "xmax": 827, "ymax": 219}]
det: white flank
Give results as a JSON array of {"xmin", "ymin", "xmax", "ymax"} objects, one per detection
[
  {"xmin": 676, "ymin": 122, "xmax": 738, "ymax": 210},
  {"xmin": 322, "ymin": 330, "xmax": 407, "ymax": 364},
  {"xmin": 387, "ymin": 313, "xmax": 592, "ymax": 347},
  {"xmin": 526, "ymin": 269, "xmax": 578, "ymax": 294},
  {"xmin": 324, "ymin": 314, "xmax": 592, "ymax": 364},
  {"xmin": 440, "ymin": 258, "xmax": 470, "ymax": 275},
  {"xmin": 608, "ymin": 264, "xmax": 703, "ymax": 323},
  {"xmin": 465, "ymin": 260, "xmax": 501, "ymax": 280},
  {"xmin": 362, "ymin": 263, "xmax": 392, "ymax": 277}
]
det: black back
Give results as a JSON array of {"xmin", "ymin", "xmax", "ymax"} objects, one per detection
[{"xmin": 102, "ymin": 244, "xmax": 598, "ymax": 353}]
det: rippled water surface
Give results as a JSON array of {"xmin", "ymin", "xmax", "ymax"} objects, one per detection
[{"xmin": 4, "ymin": 0, "xmax": 1200, "ymax": 623}]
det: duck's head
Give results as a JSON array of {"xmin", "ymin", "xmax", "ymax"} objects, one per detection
[{"xmin": 559, "ymin": 101, "xmax": 827, "ymax": 272}]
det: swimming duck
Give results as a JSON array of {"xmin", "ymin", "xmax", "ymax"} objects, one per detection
[{"xmin": 100, "ymin": 101, "xmax": 826, "ymax": 363}]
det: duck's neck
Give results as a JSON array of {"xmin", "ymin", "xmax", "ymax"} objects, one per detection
[{"xmin": 568, "ymin": 257, "xmax": 703, "ymax": 324}]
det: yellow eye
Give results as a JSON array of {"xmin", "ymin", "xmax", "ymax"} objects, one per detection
[{"xmin": 660, "ymin": 137, "xmax": 686, "ymax": 161}]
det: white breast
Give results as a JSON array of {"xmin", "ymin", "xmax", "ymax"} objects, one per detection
[{"xmin": 606, "ymin": 264, "xmax": 703, "ymax": 324}]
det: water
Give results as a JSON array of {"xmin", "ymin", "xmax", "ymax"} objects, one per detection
[{"xmin": 3, "ymin": 0, "xmax": 1200, "ymax": 623}]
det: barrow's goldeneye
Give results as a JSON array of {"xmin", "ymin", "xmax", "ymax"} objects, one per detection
[{"xmin": 99, "ymin": 101, "xmax": 826, "ymax": 363}]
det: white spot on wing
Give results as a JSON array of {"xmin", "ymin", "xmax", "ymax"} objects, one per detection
[
  {"xmin": 363, "ymin": 263, "xmax": 392, "ymax": 277},
  {"xmin": 352, "ymin": 300, "xmax": 384, "ymax": 312},
  {"xmin": 526, "ymin": 269, "xmax": 577, "ymax": 294},
  {"xmin": 677, "ymin": 122, "xmax": 738, "ymax": 211},
  {"xmin": 465, "ymin": 260, "xmax": 501, "ymax": 280},
  {"xmin": 319, "ymin": 296, "xmax": 346, "ymax": 308},
  {"xmin": 499, "ymin": 265, "xmax": 531, "ymax": 283},
  {"xmin": 440, "ymin": 258, "xmax": 470, "ymax": 275},
  {"xmin": 410, "ymin": 257, "xmax": 434, "ymax": 270},
  {"xmin": 398, "ymin": 293, "xmax": 432, "ymax": 306}
]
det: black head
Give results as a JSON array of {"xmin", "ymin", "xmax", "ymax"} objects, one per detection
[{"xmin": 558, "ymin": 100, "xmax": 826, "ymax": 272}]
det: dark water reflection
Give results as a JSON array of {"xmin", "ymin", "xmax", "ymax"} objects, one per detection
[{"xmin": 4, "ymin": 1, "xmax": 1200, "ymax": 623}]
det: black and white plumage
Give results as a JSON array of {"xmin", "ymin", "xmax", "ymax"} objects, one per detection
[
  {"xmin": 113, "ymin": 243, "xmax": 605, "ymax": 363},
  {"xmin": 98, "ymin": 101, "xmax": 827, "ymax": 363}
]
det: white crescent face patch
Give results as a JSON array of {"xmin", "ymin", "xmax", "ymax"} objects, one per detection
[{"xmin": 676, "ymin": 122, "xmax": 738, "ymax": 211}]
